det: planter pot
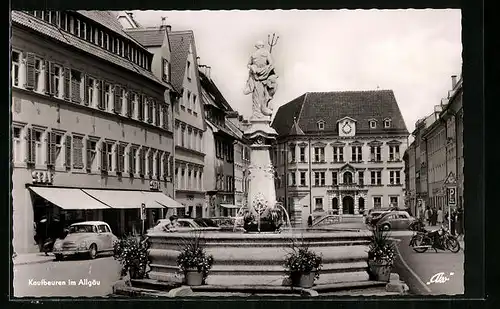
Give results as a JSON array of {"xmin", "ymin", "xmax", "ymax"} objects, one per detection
[
  {"xmin": 290, "ymin": 270, "xmax": 316, "ymax": 288},
  {"xmin": 185, "ymin": 269, "xmax": 204, "ymax": 286},
  {"xmin": 368, "ymin": 260, "xmax": 392, "ymax": 282}
]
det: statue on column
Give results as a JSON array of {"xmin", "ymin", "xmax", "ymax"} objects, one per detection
[{"xmin": 243, "ymin": 40, "xmax": 279, "ymax": 119}]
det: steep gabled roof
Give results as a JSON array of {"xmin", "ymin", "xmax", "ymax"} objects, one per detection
[
  {"xmin": 168, "ymin": 30, "xmax": 195, "ymax": 93},
  {"xmin": 124, "ymin": 27, "xmax": 167, "ymax": 47},
  {"xmin": 271, "ymin": 90, "xmax": 408, "ymax": 137}
]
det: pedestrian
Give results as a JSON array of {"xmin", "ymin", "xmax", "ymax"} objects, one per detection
[
  {"xmin": 307, "ymin": 215, "xmax": 313, "ymax": 228},
  {"xmin": 425, "ymin": 207, "xmax": 431, "ymax": 226},
  {"xmin": 163, "ymin": 215, "xmax": 180, "ymax": 232},
  {"xmin": 456, "ymin": 206, "xmax": 464, "ymax": 238},
  {"xmin": 431, "ymin": 207, "xmax": 437, "ymax": 226},
  {"xmin": 450, "ymin": 209, "xmax": 456, "ymax": 236},
  {"xmin": 437, "ymin": 207, "xmax": 443, "ymax": 225}
]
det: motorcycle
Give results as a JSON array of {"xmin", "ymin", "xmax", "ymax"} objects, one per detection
[{"xmin": 409, "ymin": 225, "xmax": 461, "ymax": 253}]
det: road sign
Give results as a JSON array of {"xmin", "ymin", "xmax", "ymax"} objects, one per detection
[
  {"xmin": 447, "ymin": 186, "xmax": 457, "ymax": 206},
  {"xmin": 444, "ymin": 172, "xmax": 457, "ymax": 185},
  {"xmin": 140, "ymin": 203, "xmax": 146, "ymax": 220}
]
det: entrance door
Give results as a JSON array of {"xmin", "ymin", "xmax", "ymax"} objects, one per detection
[
  {"xmin": 332, "ymin": 198, "xmax": 339, "ymax": 215},
  {"xmin": 342, "ymin": 196, "xmax": 354, "ymax": 215}
]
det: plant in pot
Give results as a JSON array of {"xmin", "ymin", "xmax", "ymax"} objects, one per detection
[
  {"xmin": 113, "ymin": 235, "xmax": 150, "ymax": 279},
  {"xmin": 367, "ymin": 226, "xmax": 397, "ymax": 282},
  {"xmin": 176, "ymin": 231, "xmax": 214, "ymax": 286},
  {"xmin": 283, "ymin": 237, "xmax": 323, "ymax": 288}
]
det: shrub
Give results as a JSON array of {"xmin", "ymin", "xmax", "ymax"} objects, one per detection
[
  {"xmin": 283, "ymin": 237, "xmax": 323, "ymax": 280},
  {"xmin": 113, "ymin": 235, "xmax": 150, "ymax": 279},
  {"xmin": 176, "ymin": 231, "xmax": 214, "ymax": 284}
]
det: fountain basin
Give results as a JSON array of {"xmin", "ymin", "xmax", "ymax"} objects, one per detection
[{"xmin": 147, "ymin": 229, "xmax": 372, "ymax": 286}]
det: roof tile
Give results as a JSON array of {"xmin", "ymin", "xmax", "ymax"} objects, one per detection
[
  {"xmin": 168, "ymin": 31, "xmax": 194, "ymax": 92},
  {"xmin": 272, "ymin": 90, "xmax": 408, "ymax": 137},
  {"xmin": 124, "ymin": 28, "xmax": 166, "ymax": 47}
]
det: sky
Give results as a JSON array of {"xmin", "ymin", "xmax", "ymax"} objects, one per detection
[{"xmin": 130, "ymin": 9, "xmax": 462, "ymax": 133}]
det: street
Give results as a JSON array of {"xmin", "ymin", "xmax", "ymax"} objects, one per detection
[
  {"xmin": 13, "ymin": 254, "xmax": 122, "ymax": 297},
  {"xmin": 394, "ymin": 235, "xmax": 464, "ymax": 295}
]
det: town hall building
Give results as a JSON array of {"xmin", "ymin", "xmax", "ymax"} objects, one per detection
[{"xmin": 271, "ymin": 90, "xmax": 409, "ymax": 225}]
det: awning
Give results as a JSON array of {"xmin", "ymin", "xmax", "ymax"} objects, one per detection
[
  {"xmin": 81, "ymin": 189, "xmax": 164, "ymax": 209},
  {"xmin": 220, "ymin": 204, "xmax": 241, "ymax": 209},
  {"xmin": 29, "ymin": 187, "xmax": 112, "ymax": 210},
  {"xmin": 143, "ymin": 191, "xmax": 185, "ymax": 208}
]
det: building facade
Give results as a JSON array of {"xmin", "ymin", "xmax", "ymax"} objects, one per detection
[
  {"xmin": 168, "ymin": 30, "xmax": 207, "ymax": 218},
  {"xmin": 199, "ymin": 69, "xmax": 239, "ymax": 217},
  {"xmin": 404, "ymin": 74, "xmax": 463, "ymax": 218},
  {"xmin": 271, "ymin": 91, "xmax": 409, "ymax": 226},
  {"xmin": 11, "ymin": 11, "xmax": 178, "ymax": 254}
]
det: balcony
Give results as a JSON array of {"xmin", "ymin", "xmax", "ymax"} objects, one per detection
[{"xmin": 330, "ymin": 182, "xmax": 364, "ymax": 191}]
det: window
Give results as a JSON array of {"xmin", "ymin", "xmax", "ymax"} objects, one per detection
[
  {"xmin": 34, "ymin": 58, "xmax": 42, "ymax": 92},
  {"xmin": 155, "ymin": 150, "xmax": 162, "ymax": 179},
  {"xmin": 351, "ymin": 146, "xmax": 362, "ymax": 162},
  {"xmin": 127, "ymin": 92, "xmax": 136, "ymax": 118},
  {"xmin": 129, "ymin": 147, "xmax": 138, "ymax": 175},
  {"xmin": 70, "ymin": 69, "xmax": 82, "ymax": 103},
  {"xmin": 33, "ymin": 130, "xmax": 44, "ymax": 166},
  {"xmin": 389, "ymin": 170, "xmax": 401, "ymax": 185},
  {"xmin": 373, "ymin": 196, "xmax": 382, "ymax": 209},
  {"xmin": 104, "ymin": 84, "xmax": 112, "ymax": 111},
  {"xmin": 139, "ymin": 148, "xmax": 147, "ymax": 177},
  {"xmin": 314, "ymin": 147, "xmax": 325, "ymax": 162},
  {"xmin": 389, "ymin": 145, "xmax": 400, "ymax": 161},
  {"xmin": 51, "ymin": 64, "xmax": 62, "ymax": 97},
  {"xmin": 68, "ymin": 16, "xmax": 75, "ymax": 34},
  {"xmin": 181, "ymin": 126, "xmax": 186, "ymax": 147},
  {"xmin": 74, "ymin": 19, "xmax": 80, "ymax": 37},
  {"xmin": 116, "ymin": 144, "xmax": 125, "ymax": 173},
  {"xmin": 155, "ymin": 101, "xmax": 161, "ymax": 126},
  {"xmin": 86, "ymin": 24, "xmax": 93, "ymax": 43},
  {"xmin": 187, "ymin": 61, "xmax": 191, "ymax": 80},
  {"xmin": 162, "ymin": 58, "xmax": 170, "ymax": 82},
  {"xmin": 72, "ymin": 136, "xmax": 84, "ymax": 169},
  {"xmin": 86, "ymin": 139, "xmax": 97, "ymax": 171},
  {"xmin": 104, "ymin": 33, "xmax": 109, "ymax": 50},
  {"xmin": 358, "ymin": 171, "xmax": 364, "ymax": 185},
  {"xmin": 148, "ymin": 99, "xmax": 154, "ymax": 123},
  {"xmin": 332, "ymin": 171, "xmax": 338, "ymax": 186},
  {"xmin": 289, "ymin": 172, "xmax": 296, "ymax": 186},
  {"xmin": 193, "ymin": 95, "xmax": 198, "ymax": 114},
  {"xmin": 11, "ymin": 51, "xmax": 20, "ymax": 87},
  {"xmin": 299, "ymin": 146, "xmax": 306, "ymax": 162},
  {"xmin": 162, "ymin": 153, "xmax": 170, "ymax": 179},
  {"xmin": 343, "ymin": 171, "xmax": 353, "ymax": 184},
  {"xmin": 97, "ymin": 30, "xmax": 103, "ymax": 47},
  {"xmin": 185, "ymin": 91, "xmax": 191, "ymax": 110},
  {"xmin": 85, "ymin": 76, "xmax": 95, "ymax": 106},
  {"xmin": 46, "ymin": 132, "xmax": 63, "ymax": 168},
  {"xmin": 384, "ymin": 119, "xmax": 392, "ymax": 128},
  {"xmin": 390, "ymin": 196, "xmax": 399, "ymax": 207},
  {"xmin": 113, "ymin": 86, "xmax": 123, "ymax": 114},
  {"xmin": 315, "ymin": 198, "xmax": 323, "ymax": 210},
  {"xmin": 333, "ymin": 146, "xmax": 343, "ymax": 162},
  {"xmin": 100, "ymin": 142, "xmax": 113, "ymax": 173},
  {"xmin": 162, "ymin": 104, "xmax": 169, "ymax": 129},
  {"xmin": 289, "ymin": 145, "xmax": 296, "ymax": 162},
  {"xmin": 12, "ymin": 126, "xmax": 22, "ymax": 163},
  {"xmin": 60, "ymin": 12, "xmax": 68, "ymax": 31},
  {"xmin": 148, "ymin": 149, "xmax": 154, "ymax": 177},
  {"xmin": 370, "ymin": 146, "xmax": 381, "ymax": 161},
  {"xmin": 317, "ymin": 121, "xmax": 325, "ymax": 130},
  {"xmin": 300, "ymin": 171, "xmax": 306, "ymax": 186},
  {"xmin": 370, "ymin": 171, "xmax": 382, "ymax": 185},
  {"xmin": 314, "ymin": 171, "xmax": 325, "ymax": 186},
  {"xmin": 369, "ymin": 120, "xmax": 377, "ymax": 129}
]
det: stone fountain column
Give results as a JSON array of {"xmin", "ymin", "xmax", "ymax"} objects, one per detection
[{"xmin": 243, "ymin": 118, "xmax": 278, "ymax": 225}]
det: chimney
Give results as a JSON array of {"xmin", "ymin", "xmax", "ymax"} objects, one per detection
[{"xmin": 451, "ymin": 75, "xmax": 457, "ymax": 89}]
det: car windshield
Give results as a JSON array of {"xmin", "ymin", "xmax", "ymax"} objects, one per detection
[
  {"xmin": 193, "ymin": 219, "xmax": 209, "ymax": 227},
  {"xmin": 69, "ymin": 225, "xmax": 96, "ymax": 233},
  {"xmin": 202, "ymin": 219, "xmax": 219, "ymax": 227}
]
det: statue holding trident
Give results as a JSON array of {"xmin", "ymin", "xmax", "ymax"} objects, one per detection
[{"xmin": 244, "ymin": 34, "xmax": 279, "ymax": 119}]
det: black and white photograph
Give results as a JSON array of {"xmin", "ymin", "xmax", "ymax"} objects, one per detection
[{"xmin": 10, "ymin": 9, "xmax": 464, "ymax": 298}]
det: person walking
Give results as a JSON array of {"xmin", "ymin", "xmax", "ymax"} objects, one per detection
[
  {"xmin": 307, "ymin": 215, "xmax": 313, "ymax": 228},
  {"xmin": 425, "ymin": 207, "xmax": 431, "ymax": 226},
  {"xmin": 450, "ymin": 209, "xmax": 457, "ymax": 236},
  {"xmin": 431, "ymin": 207, "xmax": 438, "ymax": 226},
  {"xmin": 437, "ymin": 207, "xmax": 444, "ymax": 225},
  {"xmin": 456, "ymin": 206, "xmax": 464, "ymax": 239}
]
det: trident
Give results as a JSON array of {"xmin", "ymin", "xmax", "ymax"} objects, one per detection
[{"xmin": 268, "ymin": 33, "xmax": 279, "ymax": 54}]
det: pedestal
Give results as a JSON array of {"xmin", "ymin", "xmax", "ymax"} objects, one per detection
[{"xmin": 243, "ymin": 118, "xmax": 279, "ymax": 229}]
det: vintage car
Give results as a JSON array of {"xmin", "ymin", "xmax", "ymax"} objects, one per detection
[
  {"xmin": 52, "ymin": 221, "xmax": 118, "ymax": 260},
  {"xmin": 375, "ymin": 211, "xmax": 416, "ymax": 231},
  {"xmin": 147, "ymin": 218, "xmax": 221, "ymax": 233}
]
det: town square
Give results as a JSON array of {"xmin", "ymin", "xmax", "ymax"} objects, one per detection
[{"xmin": 10, "ymin": 9, "xmax": 463, "ymax": 297}]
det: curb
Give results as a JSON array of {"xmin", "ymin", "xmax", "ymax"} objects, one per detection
[
  {"xmin": 394, "ymin": 242, "xmax": 432, "ymax": 294},
  {"xmin": 13, "ymin": 257, "xmax": 55, "ymax": 266}
]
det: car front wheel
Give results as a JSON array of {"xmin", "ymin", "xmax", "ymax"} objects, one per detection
[
  {"xmin": 88, "ymin": 244, "xmax": 97, "ymax": 259},
  {"xmin": 381, "ymin": 224, "xmax": 391, "ymax": 231}
]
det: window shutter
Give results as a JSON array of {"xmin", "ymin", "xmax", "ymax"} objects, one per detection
[
  {"xmin": 138, "ymin": 148, "xmax": 144, "ymax": 176},
  {"xmin": 86, "ymin": 139, "xmax": 92, "ymax": 171},
  {"xmin": 101, "ymin": 143, "xmax": 107, "ymax": 172},
  {"xmin": 47, "ymin": 132, "xmax": 55, "ymax": 167},
  {"xmin": 149, "ymin": 150, "xmax": 154, "ymax": 177},
  {"xmin": 126, "ymin": 92, "xmax": 132, "ymax": 117},
  {"xmin": 128, "ymin": 148, "xmax": 135, "ymax": 174},
  {"xmin": 148, "ymin": 99, "xmax": 153, "ymax": 123},
  {"xmin": 65, "ymin": 135, "xmax": 71, "ymax": 170},
  {"xmin": 115, "ymin": 146, "xmax": 119, "ymax": 172},
  {"xmin": 155, "ymin": 101, "xmax": 160, "ymax": 126},
  {"xmin": 25, "ymin": 128, "xmax": 33, "ymax": 164},
  {"xmin": 83, "ymin": 75, "xmax": 89, "ymax": 105},
  {"xmin": 44, "ymin": 61, "xmax": 51, "ymax": 95},
  {"xmin": 156, "ymin": 151, "xmax": 162, "ymax": 180},
  {"xmin": 162, "ymin": 153, "xmax": 168, "ymax": 179},
  {"xmin": 49, "ymin": 62, "xmax": 56, "ymax": 96},
  {"xmin": 119, "ymin": 144, "xmax": 125, "ymax": 173},
  {"xmin": 169, "ymin": 156, "xmax": 174, "ymax": 177},
  {"xmin": 97, "ymin": 81, "xmax": 104, "ymax": 110},
  {"xmin": 114, "ymin": 85, "xmax": 122, "ymax": 114},
  {"xmin": 64, "ymin": 68, "xmax": 70, "ymax": 100},
  {"xmin": 25, "ymin": 52, "xmax": 35, "ymax": 90},
  {"xmin": 72, "ymin": 137, "xmax": 84, "ymax": 169},
  {"xmin": 138, "ymin": 94, "xmax": 144, "ymax": 121}
]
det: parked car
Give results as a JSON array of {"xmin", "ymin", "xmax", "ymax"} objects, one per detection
[
  {"xmin": 52, "ymin": 221, "xmax": 118, "ymax": 260},
  {"xmin": 147, "ymin": 218, "xmax": 220, "ymax": 233},
  {"xmin": 365, "ymin": 209, "xmax": 391, "ymax": 224},
  {"xmin": 375, "ymin": 211, "xmax": 416, "ymax": 231}
]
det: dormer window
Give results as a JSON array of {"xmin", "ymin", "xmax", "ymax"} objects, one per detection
[
  {"xmin": 317, "ymin": 120, "xmax": 325, "ymax": 130},
  {"xmin": 369, "ymin": 120, "xmax": 377, "ymax": 129},
  {"xmin": 384, "ymin": 119, "xmax": 392, "ymax": 128}
]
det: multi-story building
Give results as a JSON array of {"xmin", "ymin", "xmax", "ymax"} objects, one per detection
[
  {"xmin": 271, "ymin": 90, "xmax": 409, "ymax": 226},
  {"xmin": 226, "ymin": 112, "xmax": 251, "ymax": 213},
  {"xmin": 199, "ymin": 69, "xmax": 239, "ymax": 217},
  {"xmin": 404, "ymin": 74, "xmax": 463, "ymax": 217},
  {"xmin": 11, "ymin": 10, "xmax": 179, "ymax": 254},
  {"xmin": 168, "ymin": 29, "xmax": 207, "ymax": 217}
]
